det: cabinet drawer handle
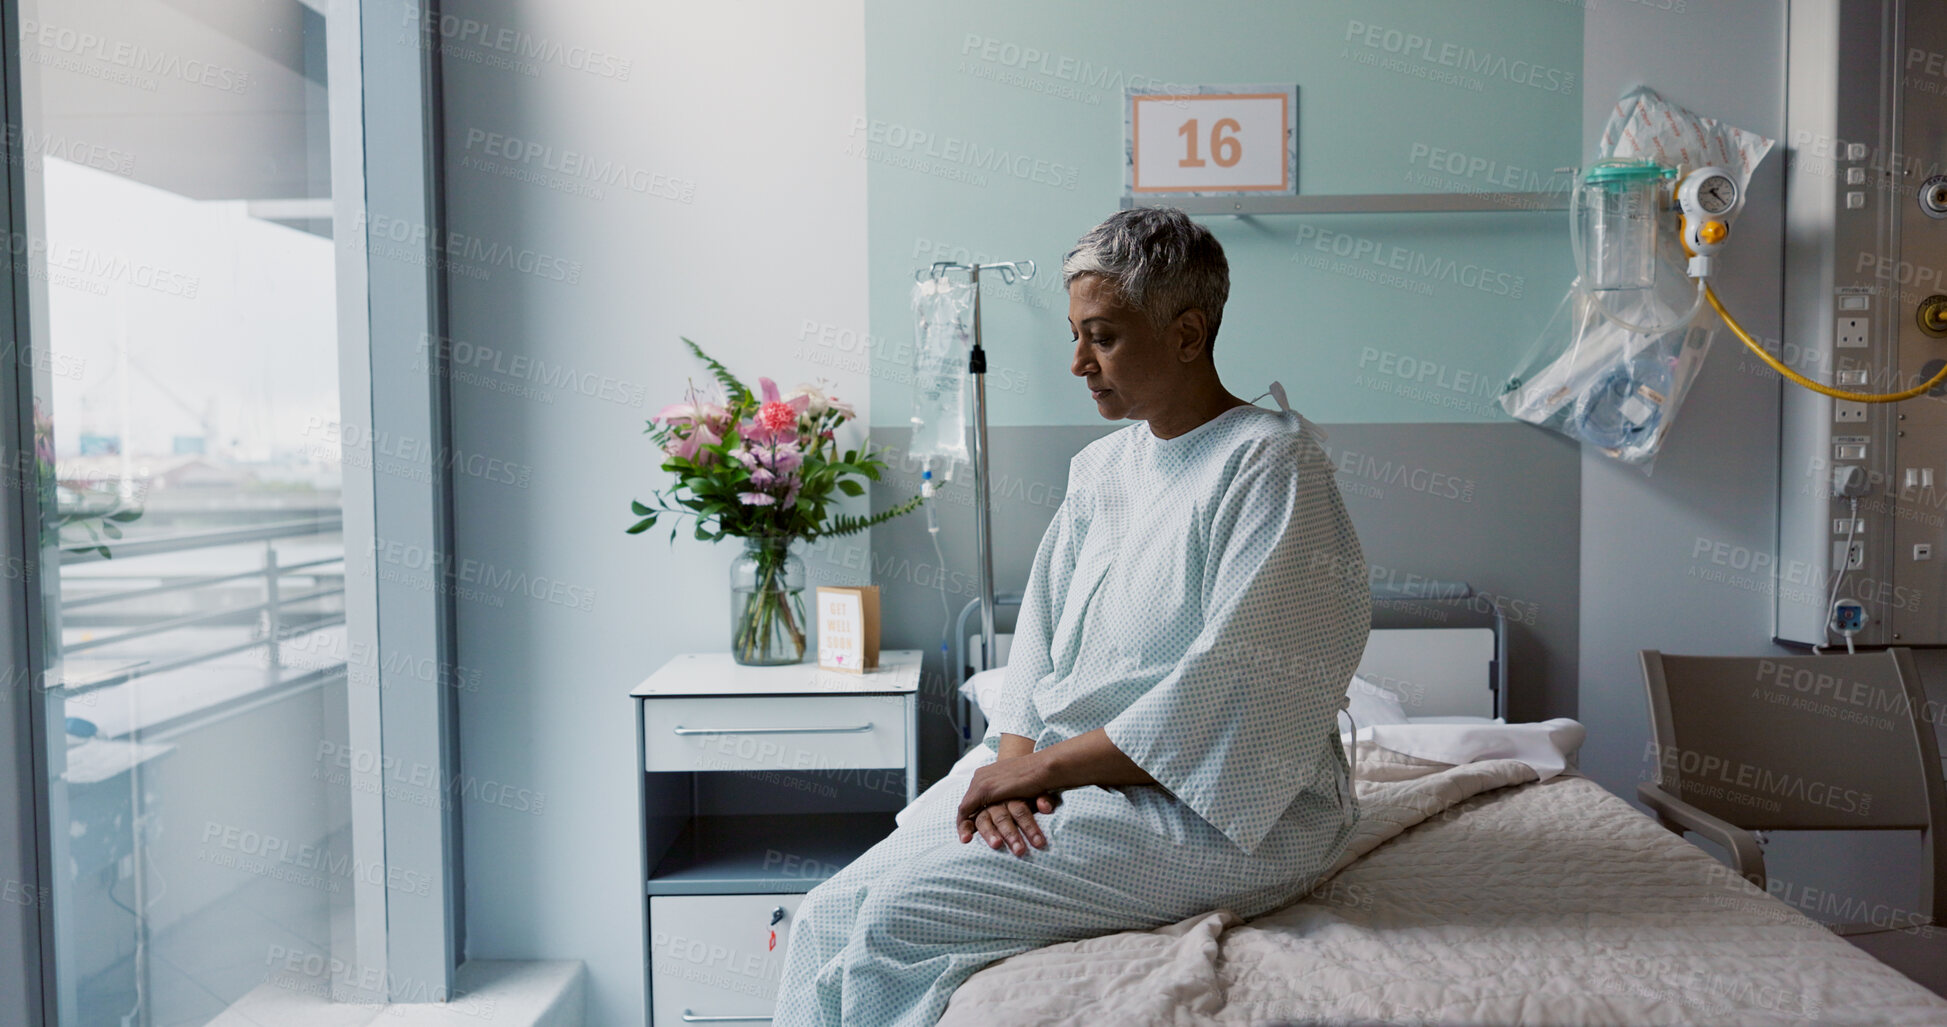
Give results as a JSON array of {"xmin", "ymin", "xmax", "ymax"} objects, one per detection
[
  {"xmin": 680, "ymin": 1012, "xmax": 771, "ymax": 1023},
  {"xmin": 671, "ymin": 722, "xmax": 873, "ymax": 736}
]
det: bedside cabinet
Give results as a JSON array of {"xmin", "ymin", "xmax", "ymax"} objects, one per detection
[{"xmin": 633, "ymin": 651, "xmax": 921, "ymax": 1025}]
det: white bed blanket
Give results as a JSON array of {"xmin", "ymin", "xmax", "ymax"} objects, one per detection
[
  {"xmin": 914, "ymin": 722, "xmax": 1583, "ymax": 831},
  {"xmin": 938, "ymin": 745, "xmax": 1947, "ymax": 1026}
]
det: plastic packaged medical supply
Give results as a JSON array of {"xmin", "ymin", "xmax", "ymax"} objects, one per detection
[
  {"xmin": 1500, "ymin": 86, "xmax": 1774, "ymax": 473},
  {"xmin": 908, "ymin": 275, "xmax": 975, "ymax": 466},
  {"xmin": 1504, "ymin": 173, "xmax": 1716, "ymax": 473},
  {"xmin": 1599, "ymin": 85, "xmax": 1773, "ymax": 179},
  {"xmin": 1501, "ymin": 286, "xmax": 1714, "ymax": 470}
]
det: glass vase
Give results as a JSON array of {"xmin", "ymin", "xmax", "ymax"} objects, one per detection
[{"xmin": 729, "ymin": 535, "xmax": 807, "ymax": 666}]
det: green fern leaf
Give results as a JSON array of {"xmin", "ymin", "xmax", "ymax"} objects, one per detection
[
  {"xmin": 812, "ymin": 495, "xmax": 924, "ymax": 540},
  {"xmin": 681, "ymin": 337, "xmax": 752, "ymax": 406}
]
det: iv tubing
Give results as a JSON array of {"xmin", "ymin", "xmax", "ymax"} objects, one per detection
[
  {"xmin": 1587, "ymin": 277, "xmax": 1707, "ymax": 337},
  {"xmin": 1707, "ymin": 285, "xmax": 1947, "ymax": 403}
]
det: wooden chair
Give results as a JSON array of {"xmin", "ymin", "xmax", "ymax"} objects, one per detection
[{"xmin": 1638, "ymin": 649, "xmax": 1947, "ymax": 936}]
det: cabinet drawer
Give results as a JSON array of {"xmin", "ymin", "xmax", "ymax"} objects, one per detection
[
  {"xmin": 643, "ymin": 695, "xmax": 907, "ymax": 773},
  {"xmin": 651, "ymin": 893, "xmax": 805, "ymax": 1025}
]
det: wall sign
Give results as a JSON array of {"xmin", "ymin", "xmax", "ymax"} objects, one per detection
[{"xmin": 1126, "ymin": 85, "xmax": 1298, "ymax": 195}]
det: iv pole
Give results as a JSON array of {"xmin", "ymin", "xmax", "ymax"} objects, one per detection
[{"xmin": 916, "ymin": 259, "xmax": 1036, "ymax": 675}]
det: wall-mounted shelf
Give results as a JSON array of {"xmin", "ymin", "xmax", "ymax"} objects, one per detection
[{"xmin": 1122, "ymin": 192, "xmax": 1569, "ymax": 215}]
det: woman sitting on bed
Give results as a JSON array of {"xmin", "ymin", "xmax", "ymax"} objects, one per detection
[{"xmin": 774, "ymin": 207, "xmax": 1371, "ymax": 1027}]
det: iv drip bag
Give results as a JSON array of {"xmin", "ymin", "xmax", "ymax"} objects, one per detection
[{"xmin": 909, "ymin": 275, "xmax": 975, "ymax": 466}]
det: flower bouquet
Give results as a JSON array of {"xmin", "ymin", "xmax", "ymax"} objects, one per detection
[
  {"xmin": 629, "ymin": 340, "xmax": 920, "ymax": 665},
  {"xmin": 34, "ymin": 400, "xmax": 143, "ymax": 559}
]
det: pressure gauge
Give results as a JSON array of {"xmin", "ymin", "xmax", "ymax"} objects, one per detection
[
  {"xmin": 1677, "ymin": 166, "xmax": 1743, "ymax": 278},
  {"xmin": 1677, "ymin": 167, "xmax": 1741, "ymax": 221},
  {"xmin": 1693, "ymin": 173, "xmax": 1736, "ymax": 214}
]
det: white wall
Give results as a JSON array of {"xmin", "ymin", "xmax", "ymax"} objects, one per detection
[
  {"xmin": 1577, "ymin": 0, "xmax": 1787, "ymax": 804},
  {"xmin": 438, "ymin": 3, "xmax": 868, "ymax": 1023},
  {"xmin": 1579, "ymin": 0, "xmax": 1921, "ymax": 924}
]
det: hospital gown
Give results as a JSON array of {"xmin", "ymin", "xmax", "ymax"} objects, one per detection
[{"xmin": 773, "ymin": 404, "xmax": 1370, "ymax": 1027}]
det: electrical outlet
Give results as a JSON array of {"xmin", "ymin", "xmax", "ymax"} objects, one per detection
[
  {"xmin": 1834, "ymin": 540, "xmax": 1866, "ymax": 569},
  {"xmin": 1835, "ymin": 400, "xmax": 1869, "ymax": 422},
  {"xmin": 1916, "ymin": 543, "xmax": 1934, "ymax": 561},
  {"xmin": 1837, "ymin": 316, "xmax": 1870, "ymax": 348}
]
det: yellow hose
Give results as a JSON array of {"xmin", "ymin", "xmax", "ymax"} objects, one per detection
[{"xmin": 1708, "ymin": 284, "xmax": 1947, "ymax": 403}]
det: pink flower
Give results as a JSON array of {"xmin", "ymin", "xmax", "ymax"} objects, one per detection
[
  {"xmin": 663, "ymin": 422, "xmax": 721, "ymax": 465},
  {"xmin": 655, "ymin": 399, "xmax": 729, "ymax": 432},
  {"xmin": 739, "ymin": 492, "xmax": 776, "ymax": 507},
  {"xmin": 656, "ymin": 381, "xmax": 733, "ymax": 440},
  {"xmin": 732, "ymin": 440, "xmax": 800, "ymax": 473},
  {"xmin": 32, "ymin": 401, "xmax": 54, "ymax": 467},
  {"xmin": 744, "ymin": 377, "xmax": 809, "ymax": 443},
  {"xmin": 655, "ymin": 384, "xmax": 732, "ymax": 466},
  {"xmin": 756, "ymin": 401, "xmax": 798, "ymax": 436}
]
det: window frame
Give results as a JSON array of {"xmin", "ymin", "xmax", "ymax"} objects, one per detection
[
  {"xmin": 0, "ymin": 0, "xmax": 463, "ymax": 1018},
  {"xmin": 340, "ymin": 0, "xmax": 466, "ymax": 994},
  {"xmin": 0, "ymin": 0, "xmax": 53, "ymax": 1017}
]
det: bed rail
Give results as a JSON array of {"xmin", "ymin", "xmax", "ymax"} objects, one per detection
[{"xmin": 951, "ymin": 591, "xmax": 1021, "ymax": 745}]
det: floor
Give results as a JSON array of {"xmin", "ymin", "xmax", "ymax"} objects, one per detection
[
  {"xmin": 1844, "ymin": 928, "xmax": 1947, "ymax": 1001},
  {"xmin": 209, "ymin": 961, "xmax": 584, "ymax": 1027},
  {"xmin": 78, "ymin": 863, "xmax": 581, "ymax": 1026},
  {"xmin": 77, "ymin": 856, "xmax": 339, "ymax": 1026}
]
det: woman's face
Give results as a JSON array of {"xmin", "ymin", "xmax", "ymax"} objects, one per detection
[{"xmin": 1067, "ymin": 274, "xmax": 1206, "ymax": 423}]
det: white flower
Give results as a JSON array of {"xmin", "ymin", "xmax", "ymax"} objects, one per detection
[
  {"xmin": 782, "ymin": 380, "xmax": 844, "ymax": 420},
  {"xmin": 787, "ymin": 382, "xmax": 830, "ymax": 417}
]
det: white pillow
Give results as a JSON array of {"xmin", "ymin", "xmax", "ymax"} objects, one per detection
[
  {"xmin": 960, "ymin": 667, "xmax": 1009, "ymax": 715},
  {"xmin": 1344, "ymin": 674, "xmax": 1411, "ymax": 730}
]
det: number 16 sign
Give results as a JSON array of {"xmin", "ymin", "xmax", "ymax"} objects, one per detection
[{"xmin": 1125, "ymin": 85, "xmax": 1297, "ymax": 195}]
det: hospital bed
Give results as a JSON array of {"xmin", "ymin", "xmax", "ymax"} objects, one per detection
[
  {"xmin": 951, "ymin": 581, "xmax": 1505, "ymax": 744},
  {"xmin": 953, "ymin": 581, "xmax": 1507, "ymax": 739},
  {"xmin": 929, "ymin": 587, "xmax": 1947, "ymax": 1025}
]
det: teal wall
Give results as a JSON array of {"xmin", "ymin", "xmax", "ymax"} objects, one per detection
[{"xmin": 865, "ymin": 0, "xmax": 1584, "ymax": 427}]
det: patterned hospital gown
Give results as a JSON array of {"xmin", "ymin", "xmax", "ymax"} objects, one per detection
[{"xmin": 773, "ymin": 404, "xmax": 1371, "ymax": 1027}]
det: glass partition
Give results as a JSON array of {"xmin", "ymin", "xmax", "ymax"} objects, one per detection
[{"xmin": 17, "ymin": 0, "xmax": 362, "ymax": 1020}]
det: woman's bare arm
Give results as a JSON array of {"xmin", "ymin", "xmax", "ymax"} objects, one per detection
[
  {"xmin": 995, "ymin": 732, "xmax": 1035, "ymax": 762},
  {"xmin": 1034, "ymin": 728, "xmax": 1156, "ymax": 790}
]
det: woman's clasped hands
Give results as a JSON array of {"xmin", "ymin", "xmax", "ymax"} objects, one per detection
[{"xmin": 955, "ymin": 744, "xmax": 1060, "ymax": 858}]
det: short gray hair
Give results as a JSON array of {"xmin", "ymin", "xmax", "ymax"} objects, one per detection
[{"xmin": 1062, "ymin": 207, "xmax": 1230, "ymax": 350}]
